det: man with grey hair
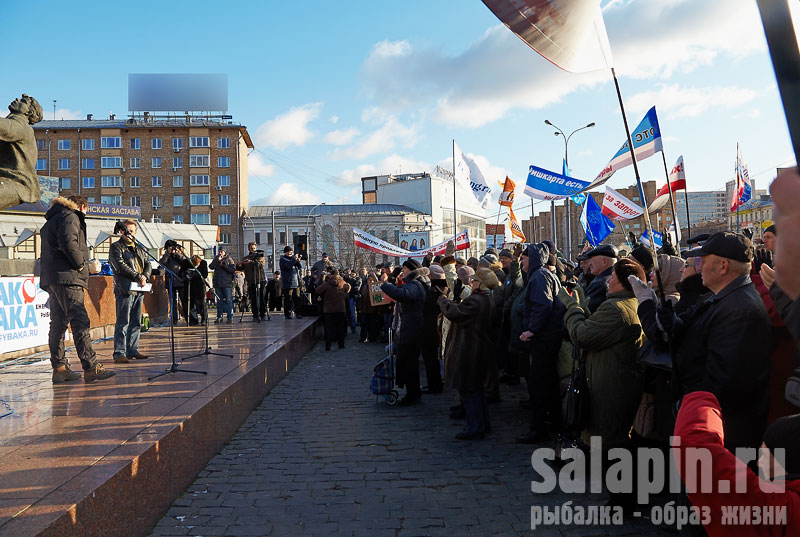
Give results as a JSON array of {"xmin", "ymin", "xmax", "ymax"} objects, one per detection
[
  {"xmin": 583, "ymin": 244, "xmax": 618, "ymax": 313},
  {"xmin": 0, "ymin": 94, "xmax": 43, "ymax": 210}
]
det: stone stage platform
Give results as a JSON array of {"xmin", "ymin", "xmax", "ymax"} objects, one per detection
[{"xmin": 0, "ymin": 315, "xmax": 320, "ymax": 537}]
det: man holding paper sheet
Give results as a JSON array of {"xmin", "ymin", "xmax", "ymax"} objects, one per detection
[{"xmin": 109, "ymin": 219, "xmax": 152, "ymax": 363}]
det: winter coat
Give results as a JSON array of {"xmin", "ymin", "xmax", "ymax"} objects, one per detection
[
  {"xmin": 585, "ymin": 265, "xmax": 612, "ymax": 313},
  {"xmin": 771, "ymin": 283, "xmax": 800, "ymax": 353},
  {"xmin": 674, "ymin": 273, "xmax": 709, "ymax": 315},
  {"xmin": 657, "ymin": 254, "xmax": 684, "ymax": 304},
  {"xmin": 358, "ymin": 279, "xmax": 377, "ymax": 314},
  {"xmin": 159, "ymin": 251, "xmax": 190, "ymax": 288},
  {"xmin": 639, "ymin": 275, "xmax": 772, "ymax": 452},
  {"xmin": 439, "ymin": 290, "xmax": 494, "ymax": 392},
  {"xmin": 278, "ymin": 254, "xmax": 301, "ymax": 289},
  {"xmin": 381, "ymin": 268, "xmax": 430, "ymax": 345},
  {"xmin": 188, "ymin": 260, "xmax": 208, "ymax": 299},
  {"xmin": 311, "ymin": 259, "xmax": 333, "ymax": 286},
  {"xmin": 763, "ymin": 280, "xmax": 800, "ymax": 420},
  {"xmin": 238, "ymin": 252, "xmax": 266, "ymax": 285},
  {"xmin": 109, "ymin": 238, "xmax": 152, "ymax": 296},
  {"xmin": 315, "ymin": 276, "xmax": 351, "ymax": 313},
  {"xmin": 442, "ymin": 263, "xmax": 458, "ymax": 293},
  {"xmin": 564, "ymin": 290, "xmax": 645, "ymax": 447},
  {"xmin": 209, "ymin": 255, "xmax": 235, "ymax": 289},
  {"xmin": 40, "ymin": 197, "xmax": 90, "ymax": 289},
  {"xmin": 674, "ymin": 391, "xmax": 800, "ymax": 537},
  {"xmin": 523, "ymin": 243, "xmax": 565, "ymax": 342},
  {"xmin": 423, "ymin": 279, "xmax": 447, "ymax": 343}
]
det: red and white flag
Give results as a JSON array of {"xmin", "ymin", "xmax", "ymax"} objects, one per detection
[
  {"xmin": 601, "ymin": 186, "xmax": 644, "ymax": 221},
  {"xmin": 498, "ymin": 176, "xmax": 515, "ymax": 207},
  {"xmin": 648, "ymin": 156, "xmax": 687, "ymax": 213},
  {"xmin": 508, "ymin": 207, "xmax": 526, "ymax": 242}
]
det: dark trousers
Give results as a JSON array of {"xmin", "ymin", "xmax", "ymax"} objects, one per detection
[
  {"xmin": 460, "ymin": 389, "xmax": 489, "ymax": 435},
  {"xmin": 421, "ymin": 335, "xmax": 443, "ymax": 391},
  {"xmin": 528, "ymin": 337, "xmax": 562, "ymax": 433},
  {"xmin": 323, "ymin": 312, "xmax": 346, "ymax": 348},
  {"xmin": 396, "ymin": 343, "xmax": 422, "ymax": 400},
  {"xmin": 45, "ymin": 284, "xmax": 97, "ymax": 370},
  {"xmin": 283, "ymin": 287, "xmax": 301, "ymax": 317},
  {"xmin": 248, "ymin": 282, "xmax": 266, "ymax": 319},
  {"xmin": 113, "ymin": 292, "xmax": 143, "ymax": 358},
  {"xmin": 168, "ymin": 283, "xmax": 187, "ymax": 323},
  {"xmin": 359, "ymin": 313, "xmax": 380, "ymax": 342}
]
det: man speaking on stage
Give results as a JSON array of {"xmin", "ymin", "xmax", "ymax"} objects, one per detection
[{"xmin": 109, "ymin": 219, "xmax": 152, "ymax": 363}]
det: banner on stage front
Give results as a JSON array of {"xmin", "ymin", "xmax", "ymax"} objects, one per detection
[
  {"xmin": 0, "ymin": 276, "xmax": 51, "ymax": 353},
  {"xmin": 601, "ymin": 187, "xmax": 644, "ymax": 221},
  {"xmin": 524, "ymin": 165, "xmax": 591, "ymax": 201},
  {"xmin": 353, "ymin": 228, "xmax": 470, "ymax": 258}
]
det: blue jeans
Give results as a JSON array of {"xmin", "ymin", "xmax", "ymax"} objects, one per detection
[
  {"xmin": 347, "ymin": 297, "xmax": 357, "ymax": 331},
  {"xmin": 114, "ymin": 292, "xmax": 143, "ymax": 358},
  {"xmin": 216, "ymin": 287, "xmax": 233, "ymax": 319}
]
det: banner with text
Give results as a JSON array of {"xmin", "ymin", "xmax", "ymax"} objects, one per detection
[
  {"xmin": 523, "ymin": 165, "xmax": 591, "ymax": 201},
  {"xmin": 0, "ymin": 277, "xmax": 51, "ymax": 353},
  {"xmin": 601, "ymin": 187, "xmax": 644, "ymax": 221},
  {"xmin": 353, "ymin": 228, "xmax": 470, "ymax": 258}
]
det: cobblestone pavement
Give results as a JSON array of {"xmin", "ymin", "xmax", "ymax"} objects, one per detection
[{"xmin": 150, "ymin": 333, "xmax": 676, "ymax": 537}]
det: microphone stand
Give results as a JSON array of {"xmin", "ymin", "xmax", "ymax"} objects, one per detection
[
  {"xmin": 121, "ymin": 235, "xmax": 207, "ymax": 380},
  {"xmin": 181, "ymin": 267, "xmax": 234, "ymax": 360}
]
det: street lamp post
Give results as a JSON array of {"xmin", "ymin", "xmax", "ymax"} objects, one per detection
[
  {"xmin": 543, "ymin": 120, "xmax": 595, "ymax": 260},
  {"xmin": 305, "ymin": 202, "xmax": 326, "ymax": 269}
]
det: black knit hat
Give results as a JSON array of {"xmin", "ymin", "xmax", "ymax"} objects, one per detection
[
  {"xmin": 764, "ymin": 224, "xmax": 776, "ymax": 235},
  {"xmin": 402, "ymin": 258, "xmax": 422, "ymax": 271},
  {"xmin": 763, "ymin": 414, "xmax": 800, "ymax": 475},
  {"xmin": 630, "ymin": 245, "xmax": 655, "ymax": 273}
]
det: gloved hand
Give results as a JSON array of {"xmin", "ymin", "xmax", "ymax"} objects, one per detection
[
  {"xmin": 557, "ymin": 287, "xmax": 579, "ymax": 310},
  {"xmin": 627, "ymin": 274, "xmax": 657, "ymax": 304},
  {"xmin": 742, "ymin": 227, "xmax": 754, "ymax": 240},
  {"xmin": 661, "ymin": 231, "xmax": 677, "ymax": 256},
  {"xmin": 512, "ymin": 242, "xmax": 524, "ymax": 258},
  {"xmin": 655, "ymin": 300, "xmax": 676, "ymax": 336},
  {"xmin": 753, "ymin": 248, "xmax": 774, "ymax": 273},
  {"xmin": 628, "ymin": 232, "xmax": 639, "ymax": 248}
]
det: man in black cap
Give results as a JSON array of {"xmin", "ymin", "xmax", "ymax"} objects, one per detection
[
  {"xmin": 160, "ymin": 239, "xmax": 192, "ymax": 324},
  {"xmin": 279, "ymin": 245, "xmax": 303, "ymax": 319},
  {"xmin": 583, "ymin": 244, "xmax": 618, "ymax": 313},
  {"xmin": 634, "ymin": 232, "xmax": 772, "ymax": 456}
]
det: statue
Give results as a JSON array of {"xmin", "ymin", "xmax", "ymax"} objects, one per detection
[{"xmin": 0, "ymin": 94, "xmax": 44, "ymax": 210}]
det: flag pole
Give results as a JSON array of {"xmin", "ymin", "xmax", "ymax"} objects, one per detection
[
  {"xmin": 660, "ymin": 151, "xmax": 681, "ymax": 244},
  {"xmin": 494, "ymin": 209, "xmax": 503, "ymax": 250},
  {"xmin": 736, "ymin": 143, "xmax": 740, "ymax": 233},
  {"xmin": 683, "ymin": 186, "xmax": 692, "ymax": 238},
  {"xmin": 610, "ymin": 67, "xmax": 665, "ymax": 301},
  {"xmin": 452, "ymin": 139, "xmax": 458, "ymax": 248}
]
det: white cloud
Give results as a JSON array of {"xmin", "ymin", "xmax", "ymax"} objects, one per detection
[
  {"xmin": 329, "ymin": 115, "xmax": 418, "ymax": 160},
  {"xmin": 335, "ymin": 154, "xmax": 433, "ymax": 186},
  {"xmin": 627, "ymin": 84, "xmax": 759, "ymax": 118},
  {"xmin": 323, "ymin": 127, "xmax": 360, "ymax": 146},
  {"xmin": 265, "ymin": 182, "xmax": 321, "ymax": 205},
  {"xmin": 54, "ymin": 108, "xmax": 83, "ymax": 120},
  {"xmin": 359, "ymin": 0, "xmax": 765, "ymax": 128},
  {"xmin": 247, "ymin": 152, "xmax": 276, "ymax": 177},
  {"xmin": 329, "ymin": 115, "xmax": 339, "ymax": 124},
  {"xmin": 254, "ymin": 103, "xmax": 322, "ymax": 149}
]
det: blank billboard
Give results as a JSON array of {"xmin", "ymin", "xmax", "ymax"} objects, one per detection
[{"xmin": 128, "ymin": 74, "xmax": 228, "ymax": 112}]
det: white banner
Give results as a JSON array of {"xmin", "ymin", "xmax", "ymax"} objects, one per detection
[
  {"xmin": 353, "ymin": 228, "xmax": 470, "ymax": 258},
  {"xmin": 601, "ymin": 186, "xmax": 644, "ymax": 221},
  {"xmin": 0, "ymin": 277, "xmax": 51, "ymax": 353}
]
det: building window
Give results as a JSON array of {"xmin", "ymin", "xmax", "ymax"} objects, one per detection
[
  {"xmin": 220, "ymin": 232, "xmax": 231, "ymax": 244},
  {"xmin": 189, "ymin": 174, "xmax": 209, "ymax": 186},
  {"xmin": 151, "ymin": 138, "xmax": 162, "ymax": 150},
  {"xmin": 101, "ymin": 136, "xmax": 121, "ymax": 149},
  {"xmin": 191, "ymin": 213, "xmax": 211, "ymax": 225},
  {"xmin": 130, "ymin": 196, "xmax": 141, "ymax": 207},
  {"xmin": 218, "ymin": 214, "xmax": 231, "ymax": 226},
  {"xmin": 173, "ymin": 195, "xmax": 183, "ymax": 207},
  {"xmin": 172, "ymin": 138, "xmax": 183, "ymax": 151},
  {"xmin": 86, "ymin": 196, "xmax": 95, "ymax": 203},
  {"xmin": 82, "ymin": 139, "xmax": 95, "ymax": 151},
  {"xmin": 634, "ymin": 223, "xmax": 641, "ymax": 229},
  {"xmin": 172, "ymin": 157, "xmax": 183, "ymax": 169},
  {"xmin": 217, "ymin": 175, "xmax": 230, "ymax": 187},
  {"xmin": 152, "ymin": 176, "xmax": 162, "ymax": 188},
  {"xmin": 58, "ymin": 139, "xmax": 71, "ymax": 150},
  {"xmin": 130, "ymin": 138, "xmax": 140, "ymax": 150},
  {"xmin": 36, "ymin": 139, "xmax": 46, "ymax": 151},
  {"xmin": 82, "ymin": 177, "xmax": 95, "ymax": 188},
  {"xmin": 173, "ymin": 215, "xmax": 184, "ymax": 224},
  {"xmin": 101, "ymin": 176, "xmax": 122, "ymax": 187},
  {"xmin": 217, "ymin": 156, "xmax": 230, "ymax": 168},
  {"xmin": 58, "ymin": 158, "xmax": 70, "ymax": 170},
  {"xmin": 190, "ymin": 154, "xmax": 209, "ymax": 167},
  {"xmin": 130, "ymin": 157, "xmax": 141, "ymax": 169},
  {"xmin": 130, "ymin": 176, "xmax": 141, "ymax": 188},
  {"xmin": 82, "ymin": 158, "xmax": 95, "ymax": 169},
  {"xmin": 219, "ymin": 194, "xmax": 231, "ymax": 206},
  {"xmin": 101, "ymin": 156, "xmax": 121, "ymax": 168},
  {"xmin": 217, "ymin": 137, "xmax": 230, "ymax": 149},
  {"xmin": 60, "ymin": 177, "xmax": 71, "ymax": 190},
  {"xmin": 173, "ymin": 176, "xmax": 183, "ymax": 187},
  {"xmin": 363, "ymin": 191, "xmax": 377, "ymax": 204},
  {"xmin": 101, "ymin": 195, "xmax": 122, "ymax": 205},
  {"xmin": 189, "ymin": 136, "xmax": 209, "ymax": 148},
  {"xmin": 190, "ymin": 193, "xmax": 210, "ymax": 206},
  {"xmin": 36, "ymin": 158, "xmax": 47, "ymax": 171},
  {"xmin": 152, "ymin": 196, "xmax": 163, "ymax": 209},
  {"xmin": 152, "ymin": 157, "xmax": 162, "ymax": 168}
]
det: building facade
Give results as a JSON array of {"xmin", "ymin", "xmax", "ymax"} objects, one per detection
[
  {"xmin": 674, "ymin": 190, "xmax": 728, "ymax": 226},
  {"xmin": 727, "ymin": 196, "xmax": 773, "ymax": 238},
  {"xmin": 33, "ymin": 116, "xmax": 253, "ymax": 255}
]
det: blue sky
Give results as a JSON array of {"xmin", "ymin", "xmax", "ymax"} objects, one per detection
[{"xmin": 4, "ymin": 0, "xmax": 796, "ymax": 221}]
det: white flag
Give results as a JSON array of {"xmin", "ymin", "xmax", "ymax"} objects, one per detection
[{"xmin": 454, "ymin": 142, "xmax": 492, "ymax": 210}]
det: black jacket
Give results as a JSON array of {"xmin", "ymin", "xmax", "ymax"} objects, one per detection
[
  {"xmin": 674, "ymin": 273, "xmax": 710, "ymax": 315},
  {"xmin": 40, "ymin": 197, "xmax": 90, "ymax": 289},
  {"xmin": 639, "ymin": 275, "xmax": 772, "ymax": 451},
  {"xmin": 523, "ymin": 243, "xmax": 565, "ymax": 341},
  {"xmin": 109, "ymin": 238, "xmax": 152, "ymax": 296},
  {"xmin": 159, "ymin": 251, "xmax": 191, "ymax": 288},
  {"xmin": 585, "ymin": 265, "xmax": 613, "ymax": 313},
  {"xmin": 209, "ymin": 255, "xmax": 235, "ymax": 288},
  {"xmin": 381, "ymin": 267, "xmax": 430, "ymax": 345},
  {"xmin": 279, "ymin": 254, "xmax": 302, "ymax": 289}
]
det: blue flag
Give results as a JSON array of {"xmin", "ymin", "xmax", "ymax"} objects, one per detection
[
  {"xmin": 579, "ymin": 194, "xmax": 615, "ymax": 246},
  {"xmin": 563, "ymin": 160, "xmax": 586, "ymax": 204},
  {"xmin": 524, "ymin": 165, "xmax": 591, "ymax": 201},
  {"xmin": 640, "ymin": 229, "xmax": 663, "ymax": 248}
]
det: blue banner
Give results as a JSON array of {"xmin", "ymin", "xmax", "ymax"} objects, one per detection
[
  {"xmin": 579, "ymin": 195, "xmax": 615, "ymax": 246},
  {"xmin": 86, "ymin": 204, "xmax": 142, "ymax": 220},
  {"xmin": 640, "ymin": 229, "xmax": 663, "ymax": 248},
  {"xmin": 523, "ymin": 165, "xmax": 591, "ymax": 202}
]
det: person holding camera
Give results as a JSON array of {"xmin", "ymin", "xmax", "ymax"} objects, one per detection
[
  {"xmin": 209, "ymin": 247, "xmax": 236, "ymax": 324},
  {"xmin": 160, "ymin": 240, "xmax": 192, "ymax": 324},
  {"xmin": 237, "ymin": 242, "xmax": 266, "ymax": 322},
  {"xmin": 187, "ymin": 255, "xmax": 209, "ymax": 325},
  {"xmin": 279, "ymin": 245, "xmax": 303, "ymax": 319},
  {"xmin": 109, "ymin": 219, "xmax": 152, "ymax": 363}
]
